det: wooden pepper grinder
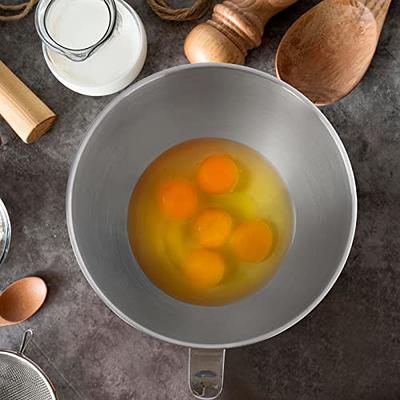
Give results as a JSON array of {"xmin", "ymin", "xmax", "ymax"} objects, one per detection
[
  {"xmin": 0, "ymin": 60, "xmax": 56, "ymax": 144},
  {"xmin": 184, "ymin": 0, "xmax": 298, "ymax": 64}
]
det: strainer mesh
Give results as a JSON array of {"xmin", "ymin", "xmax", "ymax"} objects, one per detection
[{"xmin": 0, "ymin": 352, "xmax": 55, "ymax": 400}]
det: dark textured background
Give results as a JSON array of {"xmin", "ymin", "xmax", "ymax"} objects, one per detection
[{"xmin": 0, "ymin": 1, "xmax": 399, "ymax": 399}]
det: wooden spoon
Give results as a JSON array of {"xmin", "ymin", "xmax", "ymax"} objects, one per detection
[
  {"xmin": 0, "ymin": 277, "xmax": 47, "ymax": 327},
  {"xmin": 276, "ymin": 0, "xmax": 392, "ymax": 105}
]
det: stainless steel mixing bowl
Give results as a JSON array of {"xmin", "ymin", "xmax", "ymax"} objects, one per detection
[{"xmin": 67, "ymin": 64, "xmax": 357, "ymax": 399}]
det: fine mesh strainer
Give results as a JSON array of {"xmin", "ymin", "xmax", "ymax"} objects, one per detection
[{"xmin": 0, "ymin": 329, "xmax": 57, "ymax": 400}]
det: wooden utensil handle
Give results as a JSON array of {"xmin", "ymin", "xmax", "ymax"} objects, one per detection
[
  {"xmin": 184, "ymin": 0, "xmax": 298, "ymax": 64},
  {"xmin": 0, "ymin": 60, "xmax": 56, "ymax": 144}
]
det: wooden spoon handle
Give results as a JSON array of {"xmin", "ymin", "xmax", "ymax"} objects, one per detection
[
  {"xmin": 184, "ymin": 0, "xmax": 298, "ymax": 64},
  {"xmin": 0, "ymin": 60, "xmax": 56, "ymax": 144}
]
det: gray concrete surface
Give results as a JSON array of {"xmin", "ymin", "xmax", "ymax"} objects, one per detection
[{"xmin": 0, "ymin": 1, "xmax": 399, "ymax": 399}]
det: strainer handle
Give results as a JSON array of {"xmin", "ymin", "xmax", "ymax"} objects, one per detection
[
  {"xmin": 19, "ymin": 329, "xmax": 33, "ymax": 354},
  {"xmin": 188, "ymin": 348, "xmax": 225, "ymax": 399}
]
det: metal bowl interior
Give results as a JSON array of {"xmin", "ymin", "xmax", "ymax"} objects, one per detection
[{"xmin": 67, "ymin": 64, "xmax": 357, "ymax": 348}]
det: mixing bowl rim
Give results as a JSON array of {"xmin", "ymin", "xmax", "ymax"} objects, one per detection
[{"xmin": 66, "ymin": 63, "xmax": 357, "ymax": 349}]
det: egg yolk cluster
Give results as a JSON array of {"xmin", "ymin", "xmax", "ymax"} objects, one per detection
[{"xmin": 157, "ymin": 155, "xmax": 274, "ymax": 289}]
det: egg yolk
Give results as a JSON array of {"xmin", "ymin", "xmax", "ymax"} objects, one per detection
[
  {"xmin": 192, "ymin": 208, "xmax": 233, "ymax": 248},
  {"xmin": 197, "ymin": 155, "xmax": 239, "ymax": 194},
  {"xmin": 183, "ymin": 249, "xmax": 225, "ymax": 288},
  {"xmin": 231, "ymin": 220, "xmax": 274, "ymax": 262},
  {"xmin": 158, "ymin": 179, "xmax": 198, "ymax": 220}
]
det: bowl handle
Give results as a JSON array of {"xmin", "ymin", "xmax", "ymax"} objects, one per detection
[{"xmin": 188, "ymin": 348, "xmax": 226, "ymax": 399}]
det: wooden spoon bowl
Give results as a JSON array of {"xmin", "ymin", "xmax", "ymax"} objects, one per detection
[
  {"xmin": 0, "ymin": 277, "xmax": 47, "ymax": 326},
  {"xmin": 276, "ymin": 0, "xmax": 392, "ymax": 105}
]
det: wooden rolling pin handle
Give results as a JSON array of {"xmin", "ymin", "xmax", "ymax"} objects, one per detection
[
  {"xmin": 184, "ymin": 0, "xmax": 298, "ymax": 64},
  {"xmin": 0, "ymin": 60, "xmax": 56, "ymax": 144}
]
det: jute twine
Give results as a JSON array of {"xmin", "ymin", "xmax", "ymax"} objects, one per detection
[
  {"xmin": 0, "ymin": 0, "xmax": 38, "ymax": 21},
  {"xmin": 146, "ymin": 0, "xmax": 210, "ymax": 21},
  {"xmin": 0, "ymin": 0, "xmax": 208, "ymax": 22}
]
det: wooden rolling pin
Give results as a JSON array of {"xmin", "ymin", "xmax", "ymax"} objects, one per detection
[
  {"xmin": 0, "ymin": 60, "xmax": 56, "ymax": 144},
  {"xmin": 184, "ymin": 0, "xmax": 298, "ymax": 64}
]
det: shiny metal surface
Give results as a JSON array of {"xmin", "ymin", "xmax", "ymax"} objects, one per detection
[
  {"xmin": 0, "ymin": 198, "xmax": 11, "ymax": 266},
  {"xmin": 189, "ymin": 349, "xmax": 225, "ymax": 399},
  {"xmin": 0, "ymin": 330, "xmax": 57, "ymax": 400},
  {"xmin": 66, "ymin": 64, "xmax": 357, "ymax": 348}
]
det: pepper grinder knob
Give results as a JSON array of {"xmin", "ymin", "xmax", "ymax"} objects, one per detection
[{"xmin": 184, "ymin": 0, "xmax": 298, "ymax": 64}]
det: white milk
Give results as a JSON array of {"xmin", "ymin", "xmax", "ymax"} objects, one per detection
[
  {"xmin": 44, "ymin": 0, "xmax": 147, "ymax": 96},
  {"xmin": 46, "ymin": 0, "xmax": 110, "ymax": 49}
]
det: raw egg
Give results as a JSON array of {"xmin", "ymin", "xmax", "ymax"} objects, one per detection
[
  {"xmin": 231, "ymin": 220, "xmax": 274, "ymax": 262},
  {"xmin": 183, "ymin": 249, "xmax": 225, "ymax": 288},
  {"xmin": 158, "ymin": 179, "xmax": 198, "ymax": 220},
  {"xmin": 192, "ymin": 208, "xmax": 233, "ymax": 248},
  {"xmin": 128, "ymin": 138, "xmax": 293, "ymax": 305},
  {"xmin": 197, "ymin": 154, "xmax": 239, "ymax": 194}
]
